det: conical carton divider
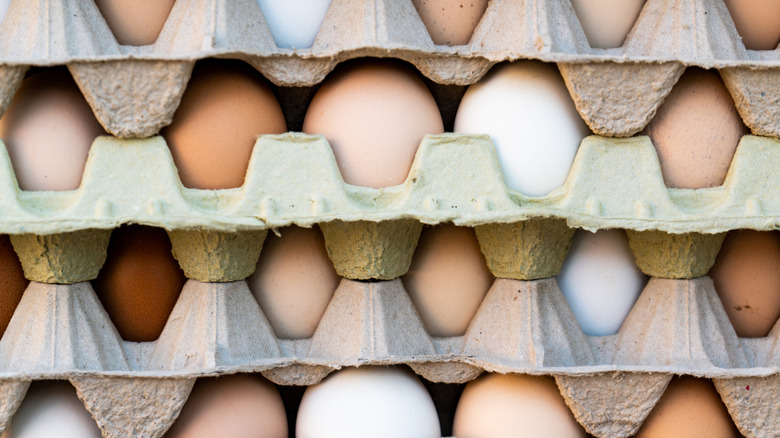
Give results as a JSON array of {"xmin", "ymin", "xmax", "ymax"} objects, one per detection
[
  {"xmin": 721, "ymin": 67, "xmax": 780, "ymax": 138},
  {"xmin": 320, "ymin": 220, "xmax": 422, "ymax": 280},
  {"xmin": 148, "ymin": 280, "xmax": 280, "ymax": 371},
  {"xmin": 558, "ymin": 62, "xmax": 685, "ymax": 137},
  {"xmin": 626, "ymin": 230, "xmax": 725, "ymax": 279},
  {"xmin": 306, "ymin": 278, "xmax": 437, "ymax": 363},
  {"xmin": 713, "ymin": 375, "xmax": 779, "ymax": 438},
  {"xmin": 414, "ymin": 56, "xmax": 494, "ymax": 87},
  {"xmin": 556, "ymin": 372, "xmax": 671, "ymax": 438},
  {"xmin": 0, "ymin": 380, "xmax": 29, "ymax": 435},
  {"xmin": 475, "ymin": 218, "xmax": 574, "ymax": 280},
  {"xmin": 68, "ymin": 60, "xmax": 194, "ymax": 139},
  {"xmin": 408, "ymin": 359, "xmax": 483, "ymax": 384},
  {"xmin": 463, "ymin": 278, "xmax": 595, "ymax": 370},
  {"xmin": 471, "ymin": 0, "xmax": 590, "ymax": 57},
  {"xmin": 167, "ymin": 229, "xmax": 267, "ymax": 282},
  {"xmin": 261, "ymin": 363, "xmax": 335, "ymax": 386},
  {"xmin": 0, "ymin": 65, "xmax": 27, "ymax": 118},
  {"xmin": 0, "ymin": 282, "xmax": 129, "ymax": 372},
  {"xmin": 622, "ymin": 0, "xmax": 745, "ymax": 63},
  {"xmin": 614, "ymin": 277, "xmax": 749, "ymax": 370},
  {"xmin": 0, "ymin": 0, "xmax": 120, "ymax": 62},
  {"xmin": 719, "ymin": 136, "xmax": 780, "ymax": 216},
  {"xmin": 71, "ymin": 376, "xmax": 195, "ymax": 438},
  {"xmin": 10, "ymin": 229, "xmax": 111, "ymax": 284}
]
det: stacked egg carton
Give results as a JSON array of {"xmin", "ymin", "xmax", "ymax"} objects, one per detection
[{"xmin": 0, "ymin": 0, "xmax": 777, "ymax": 437}]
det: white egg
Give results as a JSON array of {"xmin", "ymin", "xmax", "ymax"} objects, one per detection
[
  {"xmin": 557, "ymin": 229, "xmax": 647, "ymax": 336},
  {"xmin": 0, "ymin": 0, "xmax": 9, "ymax": 26},
  {"xmin": 2, "ymin": 381, "xmax": 102, "ymax": 438},
  {"xmin": 256, "ymin": 0, "xmax": 331, "ymax": 49},
  {"xmin": 454, "ymin": 61, "xmax": 589, "ymax": 197},
  {"xmin": 296, "ymin": 367, "xmax": 440, "ymax": 438}
]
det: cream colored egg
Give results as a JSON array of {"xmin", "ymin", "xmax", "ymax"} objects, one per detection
[
  {"xmin": 636, "ymin": 376, "xmax": 739, "ymax": 438},
  {"xmin": 95, "ymin": 0, "xmax": 176, "ymax": 46},
  {"xmin": 557, "ymin": 229, "xmax": 647, "ymax": 336},
  {"xmin": 709, "ymin": 230, "xmax": 780, "ymax": 338},
  {"xmin": 0, "ymin": 70, "xmax": 105, "ymax": 191},
  {"xmin": 256, "ymin": 0, "xmax": 332, "ymax": 49},
  {"xmin": 2, "ymin": 381, "xmax": 102, "ymax": 438},
  {"xmin": 644, "ymin": 68, "xmax": 747, "ymax": 189},
  {"xmin": 296, "ymin": 367, "xmax": 441, "ymax": 438},
  {"xmin": 402, "ymin": 225, "xmax": 492, "ymax": 337},
  {"xmin": 163, "ymin": 60, "xmax": 287, "ymax": 190},
  {"xmin": 412, "ymin": 0, "xmax": 488, "ymax": 46},
  {"xmin": 165, "ymin": 374, "xmax": 288, "ymax": 438},
  {"xmin": 454, "ymin": 61, "xmax": 589, "ymax": 197},
  {"xmin": 453, "ymin": 373, "xmax": 585, "ymax": 438},
  {"xmin": 247, "ymin": 226, "xmax": 339, "ymax": 340},
  {"xmin": 303, "ymin": 60, "xmax": 443, "ymax": 188},
  {"xmin": 723, "ymin": 0, "xmax": 780, "ymax": 50},
  {"xmin": 570, "ymin": 0, "xmax": 646, "ymax": 48}
]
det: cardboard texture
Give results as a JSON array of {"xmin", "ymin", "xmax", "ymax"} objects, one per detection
[{"xmin": 0, "ymin": 0, "xmax": 777, "ymax": 437}]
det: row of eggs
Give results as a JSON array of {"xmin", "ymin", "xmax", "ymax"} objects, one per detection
[
  {"xmin": 0, "ymin": 58, "xmax": 752, "ymax": 194},
  {"xmin": 1, "ymin": 0, "xmax": 779, "ymax": 50},
  {"xmin": 0, "ymin": 222, "xmax": 777, "ymax": 344},
  {"xmin": 1, "ymin": 367, "xmax": 742, "ymax": 437}
]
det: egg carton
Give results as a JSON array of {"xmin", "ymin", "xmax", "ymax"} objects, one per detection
[
  {"xmin": 2, "ymin": 133, "xmax": 780, "ymax": 283},
  {"xmin": 0, "ymin": 0, "xmax": 777, "ymax": 138},
  {"xmin": 0, "ymin": 132, "xmax": 774, "ymax": 436}
]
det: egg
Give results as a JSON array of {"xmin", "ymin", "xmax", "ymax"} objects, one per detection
[
  {"xmin": 0, "ymin": 69, "xmax": 105, "ymax": 191},
  {"xmin": 302, "ymin": 59, "xmax": 443, "ymax": 188},
  {"xmin": 1, "ymin": 381, "xmax": 101, "ymax": 438},
  {"xmin": 643, "ymin": 68, "xmax": 747, "ymax": 189},
  {"xmin": 709, "ymin": 230, "xmax": 780, "ymax": 338},
  {"xmin": 92, "ymin": 225, "xmax": 187, "ymax": 342},
  {"xmin": 402, "ymin": 225, "xmax": 492, "ymax": 337},
  {"xmin": 636, "ymin": 376, "xmax": 740, "ymax": 438},
  {"xmin": 454, "ymin": 62, "xmax": 589, "ymax": 197},
  {"xmin": 569, "ymin": 0, "xmax": 646, "ymax": 48},
  {"xmin": 94, "ymin": 0, "xmax": 175, "ymax": 46},
  {"xmin": 453, "ymin": 373, "xmax": 585, "ymax": 438},
  {"xmin": 165, "ymin": 374, "xmax": 287, "ymax": 438},
  {"xmin": 0, "ymin": 0, "xmax": 9, "ymax": 26},
  {"xmin": 256, "ymin": 0, "xmax": 332, "ymax": 49},
  {"xmin": 557, "ymin": 229, "xmax": 647, "ymax": 336},
  {"xmin": 411, "ymin": 0, "xmax": 488, "ymax": 46},
  {"xmin": 162, "ymin": 60, "xmax": 287, "ymax": 190},
  {"xmin": 296, "ymin": 367, "xmax": 440, "ymax": 438},
  {"xmin": 0, "ymin": 234, "xmax": 28, "ymax": 338},
  {"xmin": 723, "ymin": 0, "xmax": 780, "ymax": 50},
  {"xmin": 247, "ymin": 226, "xmax": 339, "ymax": 340}
]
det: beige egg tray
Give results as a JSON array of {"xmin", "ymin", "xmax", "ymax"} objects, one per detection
[
  {"xmin": 0, "ymin": 132, "xmax": 775, "ymax": 436},
  {"xmin": 0, "ymin": 0, "xmax": 778, "ymax": 138}
]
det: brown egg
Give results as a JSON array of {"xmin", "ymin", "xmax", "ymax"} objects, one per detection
[
  {"xmin": 412, "ymin": 0, "xmax": 488, "ymax": 46},
  {"xmin": 92, "ymin": 226, "xmax": 186, "ymax": 342},
  {"xmin": 453, "ymin": 373, "xmax": 585, "ymax": 438},
  {"xmin": 643, "ymin": 68, "xmax": 748, "ymax": 189},
  {"xmin": 165, "ymin": 374, "xmax": 287, "ymax": 438},
  {"xmin": 0, "ymin": 69, "xmax": 105, "ymax": 191},
  {"xmin": 302, "ymin": 59, "xmax": 444, "ymax": 188},
  {"xmin": 0, "ymin": 235, "xmax": 28, "ymax": 338},
  {"xmin": 247, "ymin": 226, "xmax": 339, "ymax": 340},
  {"xmin": 402, "ymin": 225, "xmax": 492, "ymax": 337},
  {"xmin": 570, "ymin": 0, "xmax": 646, "ymax": 48},
  {"xmin": 94, "ymin": 0, "xmax": 176, "ymax": 46},
  {"xmin": 709, "ymin": 230, "xmax": 780, "ymax": 338},
  {"xmin": 162, "ymin": 60, "xmax": 287, "ymax": 190},
  {"xmin": 723, "ymin": 0, "xmax": 780, "ymax": 50},
  {"xmin": 636, "ymin": 376, "xmax": 739, "ymax": 438}
]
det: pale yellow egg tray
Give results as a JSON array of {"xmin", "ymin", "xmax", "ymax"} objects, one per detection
[
  {"xmin": 0, "ymin": 0, "xmax": 778, "ymax": 138},
  {"xmin": 0, "ymin": 132, "xmax": 774, "ymax": 437}
]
